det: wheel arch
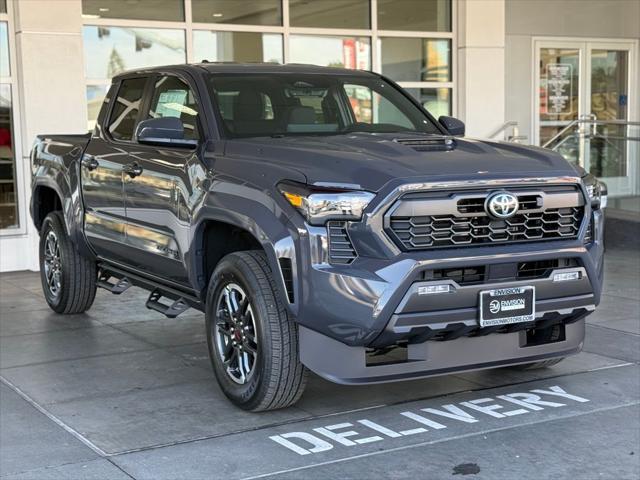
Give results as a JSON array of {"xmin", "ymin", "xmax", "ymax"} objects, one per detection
[
  {"xmin": 31, "ymin": 183, "xmax": 63, "ymax": 232},
  {"xmin": 190, "ymin": 211, "xmax": 298, "ymax": 314}
]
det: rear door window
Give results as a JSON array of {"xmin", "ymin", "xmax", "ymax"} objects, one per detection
[
  {"xmin": 108, "ymin": 77, "xmax": 147, "ymax": 141},
  {"xmin": 147, "ymin": 76, "xmax": 200, "ymax": 141}
]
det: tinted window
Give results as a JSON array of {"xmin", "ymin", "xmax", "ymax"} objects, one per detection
[
  {"xmin": 148, "ymin": 76, "xmax": 200, "ymax": 141},
  {"xmin": 207, "ymin": 74, "xmax": 440, "ymax": 138},
  {"xmin": 82, "ymin": 0, "xmax": 184, "ymax": 21},
  {"xmin": 191, "ymin": 0, "xmax": 281, "ymax": 25},
  {"xmin": 377, "ymin": 0, "xmax": 451, "ymax": 32},
  {"xmin": 108, "ymin": 77, "xmax": 147, "ymax": 141},
  {"xmin": 290, "ymin": 0, "xmax": 369, "ymax": 29}
]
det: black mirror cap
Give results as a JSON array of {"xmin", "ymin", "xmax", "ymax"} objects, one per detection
[
  {"xmin": 438, "ymin": 116, "xmax": 465, "ymax": 136},
  {"xmin": 136, "ymin": 117, "xmax": 197, "ymax": 148}
]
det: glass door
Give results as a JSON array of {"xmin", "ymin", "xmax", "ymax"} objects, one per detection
[
  {"xmin": 537, "ymin": 44, "xmax": 582, "ymax": 159},
  {"xmin": 586, "ymin": 44, "xmax": 635, "ymax": 196},
  {"xmin": 534, "ymin": 39, "xmax": 638, "ymax": 200}
]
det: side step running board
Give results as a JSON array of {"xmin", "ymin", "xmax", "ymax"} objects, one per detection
[
  {"xmin": 96, "ymin": 262, "xmax": 204, "ymax": 317},
  {"xmin": 146, "ymin": 289, "xmax": 190, "ymax": 318},
  {"xmin": 97, "ymin": 271, "xmax": 132, "ymax": 294}
]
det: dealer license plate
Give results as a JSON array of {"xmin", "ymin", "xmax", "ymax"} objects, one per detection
[{"xmin": 479, "ymin": 286, "xmax": 535, "ymax": 327}]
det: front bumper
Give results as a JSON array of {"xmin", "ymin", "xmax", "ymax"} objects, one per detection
[{"xmin": 300, "ymin": 320, "xmax": 585, "ymax": 385}]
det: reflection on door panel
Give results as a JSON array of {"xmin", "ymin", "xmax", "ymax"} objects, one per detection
[
  {"xmin": 122, "ymin": 75, "xmax": 201, "ymax": 285},
  {"xmin": 82, "ymin": 77, "xmax": 148, "ymax": 261}
]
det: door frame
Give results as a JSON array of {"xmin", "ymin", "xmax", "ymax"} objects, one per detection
[
  {"xmin": 532, "ymin": 36, "xmax": 638, "ymax": 144},
  {"xmin": 532, "ymin": 36, "xmax": 639, "ymax": 197}
]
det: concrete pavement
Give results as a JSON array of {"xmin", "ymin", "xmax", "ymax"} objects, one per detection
[{"xmin": 1, "ymin": 246, "xmax": 638, "ymax": 479}]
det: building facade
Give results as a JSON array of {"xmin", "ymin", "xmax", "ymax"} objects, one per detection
[{"xmin": 0, "ymin": 0, "xmax": 638, "ymax": 272}]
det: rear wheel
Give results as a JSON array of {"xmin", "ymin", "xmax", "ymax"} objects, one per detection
[
  {"xmin": 39, "ymin": 212, "xmax": 97, "ymax": 314},
  {"xmin": 205, "ymin": 251, "xmax": 307, "ymax": 411}
]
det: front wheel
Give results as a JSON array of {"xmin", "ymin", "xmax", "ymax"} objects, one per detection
[
  {"xmin": 205, "ymin": 251, "xmax": 307, "ymax": 411},
  {"xmin": 39, "ymin": 211, "xmax": 97, "ymax": 314}
]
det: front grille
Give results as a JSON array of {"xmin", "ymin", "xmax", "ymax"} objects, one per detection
[
  {"xmin": 423, "ymin": 258, "xmax": 580, "ymax": 285},
  {"xmin": 425, "ymin": 266, "xmax": 486, "ymax": 285},
  {"xmin": 517, "ymin": 258, "xmax": 579, "ymax": 279},
  {"xmin": 390, "ymin": 207, "xmax": 584, "ymax": 249},
  {"xmin": 386, "ymin": 185, "xmax": 585, "ymax": 251},
  {"xmin": 327, "ymin": 221, "xmax": 357, "ymax": 264},
  {"xmin": 458, "ymin": 194, "xmax": 541, "ymax": 214}
]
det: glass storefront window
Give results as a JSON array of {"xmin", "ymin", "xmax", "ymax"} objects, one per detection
[
  {"xmin": 83, "ymin": 26, "xmax": 186, "ymax": 79},
  {"xmin": 378, "ymin": 0, "xmax": 451, "ymax": 32},
  {"xmin": 0, "ymin": 84, "xmax": 17, "ymax": 229},
  {"xmin": 289, "ymin": 35, "xmax": 370, "ymax": 70},
  {"xmin": 193, "ymin": 31, "xmax": 283, "ymax": 64},
  {"xmin": 380, "ymin": 38, "xmax": 450, "ymax": 82},
  {"xmin": 82, "ymin": 0, "xmax": 184, "ymax": 22},
  {"xmin": 405, "ymin": 87, "xmax": 451, "ymax": 119},
  {"xmin": 1, "ymin": 22, "xmax": 9, "ymax": 77},
  {"xmin": 86, "ymin": 85, "xmax": 110, "ymax": 131},
  {"xmin": 192, "ymin": 0, "xmax": 281, "ymax": 26},
  {"xmin": 290, "ymin": 0, "xmax": 369, "ymax": 29}
]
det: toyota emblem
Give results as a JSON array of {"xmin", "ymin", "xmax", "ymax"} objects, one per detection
[{"xmin": 486, "ymin": 192, "xmax": 519, "ymax": 219}]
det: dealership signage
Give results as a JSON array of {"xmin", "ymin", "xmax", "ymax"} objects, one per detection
[
  {"xmin": 269, "ymin": 385, "xmax": 589, "ymax": 455},
  {"xmin": 546, "ymin": 63, "xmax": 573, "ymax": 114}
]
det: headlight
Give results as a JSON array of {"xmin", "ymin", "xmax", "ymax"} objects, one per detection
[
  {"xmin": 279, "ymin": 181, "xmax": 375, "ymax": 225},
  {"xmin": 583, "ymin": 174, "xmax": 607, "ymax": 209}
]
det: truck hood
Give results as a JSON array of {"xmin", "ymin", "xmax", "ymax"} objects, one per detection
[{"xmin": 226, "ymin": 133, "xmax": 580, "ymax": 192}]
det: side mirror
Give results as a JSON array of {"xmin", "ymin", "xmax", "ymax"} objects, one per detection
[
  {"xmin": 438, "ymin": 116, "xmax": 465, "ymax": 136},
  {"xmin": 136, "ymin": 117, "xmax": 197, "ymax": 148}
]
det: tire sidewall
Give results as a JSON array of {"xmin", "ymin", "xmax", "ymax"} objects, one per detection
[
  {"xmin": 205, "ymin": 256, "xmax": 274, "ymax": 409},
  {"xmin": 39, "ymin": 214, "xmax": 67, "ymax": 311}
]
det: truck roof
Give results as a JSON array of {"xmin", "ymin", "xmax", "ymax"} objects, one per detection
[{"xmin": 112, "ymin": 62, "xmax": 378, "ymax": 81}]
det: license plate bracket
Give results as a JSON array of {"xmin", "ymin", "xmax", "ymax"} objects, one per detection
[{"xmin": 479, "ymin": 286, "xmax": 535, "ymax": 327}]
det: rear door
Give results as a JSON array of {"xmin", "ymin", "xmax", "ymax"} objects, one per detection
[
  {"xmin": 81, "ymin": 76, "xmax": 149, "ymax": 264},
  {"xmin": 122, "ymin": 73, "xmax": 205, "ymax": 285}
]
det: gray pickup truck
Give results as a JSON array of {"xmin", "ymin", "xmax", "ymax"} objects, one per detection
[{"xmin": 31, "ymin": 63, "xmax": 606, "ymax": 411}]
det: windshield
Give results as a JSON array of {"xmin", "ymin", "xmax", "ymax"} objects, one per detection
[{"xmin": 206, "ymin": 73, "xmax": 442, "ymax": 138}]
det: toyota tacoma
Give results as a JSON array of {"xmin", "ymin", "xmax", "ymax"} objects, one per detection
[{"xmin": 30, "ymin": 63, "xmax": 606, "ymax": 411}]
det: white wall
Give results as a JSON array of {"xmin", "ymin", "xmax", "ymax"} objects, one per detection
[
  {"xmin": 0, "ymin": 0, "xmax": 86, "ymax": 272},
  {"xmin": 456, "ymin": 0, "xmax": 506, "ymax": 138}
]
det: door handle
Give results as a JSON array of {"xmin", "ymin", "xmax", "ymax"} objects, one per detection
[
  {"xmin": 81, "ymin": 156, "xmax": 99, "ymax": 171},
  {"xmin": 123, "ymin": 162, "xmax": 143, "ymax": 178}
]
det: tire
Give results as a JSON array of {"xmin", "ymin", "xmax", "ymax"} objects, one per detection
[
  {"xmin": 39, "ymin": 211, "xmax": 97, "ymax": 314},
  {"xmin": 205, "ymin": 251, "xmax": 307, "ymax": 411},
  {"xmin": 511, "ymin": 357, "xmax": 565, "ymax": 370}
]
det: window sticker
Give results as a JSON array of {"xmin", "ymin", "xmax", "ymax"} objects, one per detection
[{"xmin": 156, "ymin": 89, "xmax": 193, "ymax": 117}]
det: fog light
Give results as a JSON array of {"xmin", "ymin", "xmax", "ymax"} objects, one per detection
[
  {"xmin": 418, "ymin": 284, "xmax": 451, "ymax": 295},
  {"xmin": 553, "ymin": 271, "xmax": 581, "ymax": 282}
]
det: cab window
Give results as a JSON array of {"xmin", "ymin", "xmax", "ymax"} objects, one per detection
[
  {"xmin": 148, "ymin": 76, "xmax": 200, "ymax": 141},
  {"xmin": 108, "ymin": 77, "xmax": 147, "ymax": 141}
]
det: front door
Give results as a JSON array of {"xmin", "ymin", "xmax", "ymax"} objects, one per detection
[
  {"xmin": 534, "ymin": 39, "xmax": 638, "ymax": 199},
  {"xmin": 122, "ymin": 74, "xmax": 204, "ymax": 286}
]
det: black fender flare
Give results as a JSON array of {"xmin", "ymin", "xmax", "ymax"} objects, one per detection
[{"xmin": 189, "ymin": 186, "xmax": 301, "ymax": 314}]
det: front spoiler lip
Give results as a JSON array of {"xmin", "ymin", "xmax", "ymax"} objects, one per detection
[{"xmin": 299, "ymin": 320, "xmax": 585, "ymax": 385}]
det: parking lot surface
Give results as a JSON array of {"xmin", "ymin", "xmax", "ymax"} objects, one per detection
[{"xmin": 1, "ymin": 245, "xmax": 638, "ymax": 479}]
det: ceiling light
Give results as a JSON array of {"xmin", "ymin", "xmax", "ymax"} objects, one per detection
[
  {"xmin": 213, "ymin": 13, "xmax": 223, "ymax": 17},
  {"xmin": 99, "ymin": 7, "xmax": 110, "ymax": 12}
]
